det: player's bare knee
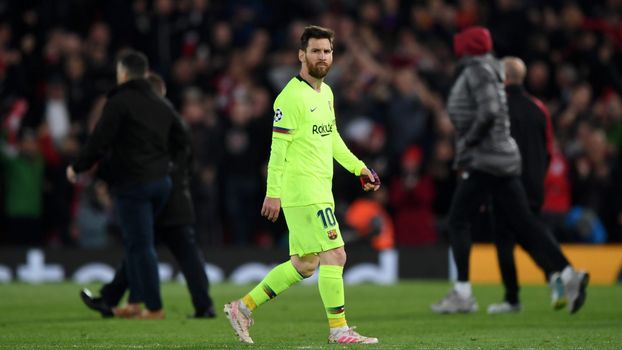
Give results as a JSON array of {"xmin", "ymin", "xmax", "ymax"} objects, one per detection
[
  {"xmin": 334, "ymin": 249, "xmax": 347, "ymax": 266},
  {"xmin": 320, "ymin": 247, "xmax": 347, "ymax": 266},
  {"xmin": 299, "ymin": 266, "xmax": 316, "ymax": 278},
  {"xmin": 296, "ymin": 263, "xmax": 317, "ymax": 278},
  {"xmin": 291, "ymin": 256, "xmax": 319, "ymax": 278}
]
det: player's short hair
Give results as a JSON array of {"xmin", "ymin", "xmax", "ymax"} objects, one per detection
[
  {"xmin": 300, "ymin": 25, "xmax": 334, "ymax": 51},
  {"xmin": 146, "ymin": 72, "xmax": 166, "ymax": 97},
  {"xmin": 117, "ymin": 50, "xmax": 149, "ymax": 79}
]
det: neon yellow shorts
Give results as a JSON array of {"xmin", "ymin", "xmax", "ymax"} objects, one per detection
[{"xmin": 283, "ymin": 203, "xmax": 344, "ymax": 256}]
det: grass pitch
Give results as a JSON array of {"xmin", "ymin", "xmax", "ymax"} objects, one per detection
[{"xmin": 0, "ymin": 281, "xmax": 620, "ymax": 349}]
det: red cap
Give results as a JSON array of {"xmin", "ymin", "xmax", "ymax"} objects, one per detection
[{"xmin": 453, "ymin": 26, "xmax": 493, "ymax": 58}]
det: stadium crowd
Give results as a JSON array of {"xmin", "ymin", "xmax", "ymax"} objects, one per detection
[{"xmin": 0, "ymin": 0, "xmax": 621, "ymax": 248}]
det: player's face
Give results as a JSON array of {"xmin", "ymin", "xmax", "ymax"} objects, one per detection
[{"xmin": 302, "ymin": 38, "xmax": 333, "ymax": 79}]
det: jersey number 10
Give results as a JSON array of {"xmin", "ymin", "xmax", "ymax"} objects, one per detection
[{"xmin": 317, "ymin": 208, "xmax": 336, "ymax": 228}]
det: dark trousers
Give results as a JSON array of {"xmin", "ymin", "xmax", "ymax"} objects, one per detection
[
  {"xmin": 447, "ymin": 170, "xmax": 569, "ymax": 283},
  {"xmin": 493, "ymin": 204, "xmax": 558, "ymax": 304},
  {"xmin": 115, "ymin": 176, "xmax": 171, "ymax": 311},
  {"xmin": 99, "ymin": 224, "xmax": 213, "ymax": 313}
]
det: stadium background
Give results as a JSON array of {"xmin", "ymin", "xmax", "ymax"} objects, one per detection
[{"xmin": 0, "ymin": 0, "xmax": 621, "ymax": 284}]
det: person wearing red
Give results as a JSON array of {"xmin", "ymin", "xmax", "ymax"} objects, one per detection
[{"xmin": 389, "ymin": 146, "xmax": 437, "ymax": 246}]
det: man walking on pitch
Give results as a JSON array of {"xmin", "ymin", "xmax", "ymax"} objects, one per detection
[
  {"xmin": 224, "ymin": 25, "xmax": 380, "ymax": 344},
  {"xmin": 487, "ymin": 57, "xmax": 558, "ymax": 314},
  {"xmin": 431, "ymin": 27, "xmax": 588, "ymax": 315},
  {"xmin": 79, "ymin": 73, "xmax": 215, "ymax": 319},
  {"xmin": 67, "ymin": 50, "xmax": 187, "ymax": 319}
]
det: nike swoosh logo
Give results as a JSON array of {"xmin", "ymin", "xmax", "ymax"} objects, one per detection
[
  {"xmin": 320, "ymin": 133, "xmax": 330, "ymax": 137},
  {"xmin": 310, "ymin": 107, "xmax": 317, "ymax": 112}
]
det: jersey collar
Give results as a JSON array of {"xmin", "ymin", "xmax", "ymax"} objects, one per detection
[{"xmin": 295, "ymin": 74, "xmax": 316, "ymax": 91}]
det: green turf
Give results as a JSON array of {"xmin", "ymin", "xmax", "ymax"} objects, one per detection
[{"xmin": 0, "ymin": 281, "xmax": 620, "ymax": 349}]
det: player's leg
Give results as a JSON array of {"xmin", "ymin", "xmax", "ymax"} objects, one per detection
[
  {"xmin": 513, "ymin": 206, "xmax": 556, "ymax": 281},
  {"xmin": 318, "ymin": 247, "xmax": 347, "ymax": 329},
  {"xmin": 319, "ymin": 248, "xmax": 377, "ymax": 344},
  {"xmin": 79, "ymin": 260, "xmax": 129, "ymax": 318},
  {"xmin": 312, "ymin": 201, "xmax": 377, "ymax": 344},
  {"xmin": 488, "ymin": 206, "xmax": 521, "ymax": 314},
  {"xmin": 98, "ymin": 261, "xmax": 129, "ymax": 308},
  {"xmin": 224, "ymin": 255, "xmax": 312, "ymax": 343},
  {"xmin": 162, "ymin": 225, "xmax": 215, "ymax": 318},
  {"xmin": 432, "ymin": 170, "xmax": 490, "ymax": 314},
  {"xmin": 493, "ymin": 177, "xmax": 589, "ymax": 313},
  {"xmin": 224, "ymin": 204, "xmax": 322, "ymax": 343},
  {"xmin": 244, "ymin": 255, "xmax": 312, "ymax": 312}
]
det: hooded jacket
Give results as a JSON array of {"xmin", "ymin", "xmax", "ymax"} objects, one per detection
[{"xmin": 447, "ymin": 27, "xmax": 521, "ymax": 177}]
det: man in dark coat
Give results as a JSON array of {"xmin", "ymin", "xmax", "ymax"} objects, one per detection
[
  {"xmin": 67, "ymin": 50, "xmax": 187, "ymax": 319},
  {"xmin": 487, "ymin": 57, "xmax": 557, "ymax": 314},
  {"xmin": 79, "ymin": 73, "xmax": 215, "ymax": 319}
]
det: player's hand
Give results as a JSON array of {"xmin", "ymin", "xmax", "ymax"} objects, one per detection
[
  {"xmin": 359, "ymin": 167, "xmax": 380, "ymax": 192},
  {"xmin": 261, "ymin": 196, "xmax": 281, "ymax": 222},
  {"xmin": 66, "ymin": 165, "xmax": 77, "ymax": 184}
]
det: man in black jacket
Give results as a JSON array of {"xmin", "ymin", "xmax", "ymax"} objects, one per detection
[
  {"xmin": 79, "ymin": 73, "xmax": 215, "ymax": 319},
  {"xmin": 67, "ymin": 50, "xmax": 187, "ymax": 319},
  {"xmin": 487, "ymin": 57, "xmax": 557, "ymax": 314},
  {"xmin": 430, "ymin": 27, "xmax": 588, "ymax": 315}
]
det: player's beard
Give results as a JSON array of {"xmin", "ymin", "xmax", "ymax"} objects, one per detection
[{"xmin": 307, "ymin": 60, "xmax": 331, "ymax": 79}]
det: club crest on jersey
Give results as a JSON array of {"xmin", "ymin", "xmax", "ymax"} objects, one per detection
[
  {"xmin": 327, "ymin": 229, "xmax": 338, "ymax": 240},
  {"xmin": 274, "ymin": 108, "xmax": 283, "ymax": 122}
]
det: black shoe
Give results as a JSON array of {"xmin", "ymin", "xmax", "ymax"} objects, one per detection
[
  {"xmin": 80, "ymin": 288, "xmax": 114, "ymax": 318},
  {"xmin": 191, "ymin": 306, "xmax": 216, "ymax": 319}
]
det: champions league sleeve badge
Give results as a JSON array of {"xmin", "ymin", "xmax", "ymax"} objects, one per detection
[{"xmin": 274, "ymin": 108, "xmax": 283, "ymax": 122}]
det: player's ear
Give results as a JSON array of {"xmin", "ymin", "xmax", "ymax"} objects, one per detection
[{"xmin": 298, "ymin": 49, "xmax": 305, "ymax": 63}]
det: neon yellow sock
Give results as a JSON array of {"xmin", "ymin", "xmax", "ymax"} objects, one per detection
[
  {"xmin": 242, "ymin": 261, "xmax": 304, "ymax": 312},
  {"xmin": 319, "ymin": 265, "xmax": 348, "ymax": 329}
]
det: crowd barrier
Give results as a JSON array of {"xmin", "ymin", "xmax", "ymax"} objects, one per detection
[{"xmin": 0, "ymin": 244, "xmax": 619, "ymax": 284}]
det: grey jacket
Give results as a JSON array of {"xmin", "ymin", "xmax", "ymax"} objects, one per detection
[{"xmin": 447, "ymin": 54, "xmax": 521, "ymax": 177}]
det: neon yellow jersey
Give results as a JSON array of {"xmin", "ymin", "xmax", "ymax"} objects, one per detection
[{"xmin": 266, "ymin": 75, "xmax": 365, "ymax": 207}]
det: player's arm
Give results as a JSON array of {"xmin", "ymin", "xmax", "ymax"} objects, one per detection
[
  {"xmin": 263, "ymin": 137, "xmax": 290, "ymax": 222},
  {"xmin": 262, "ymin": 97, "xmax": 298, "ymax": 222},
  {"xmin": 332, "ymin": 127, "xmax": 379, "ymax": 191}
]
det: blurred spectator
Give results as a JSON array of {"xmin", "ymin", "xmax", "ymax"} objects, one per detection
[
  {"xmin": 386, "ymin": 69, "xmax": 431, "ymax": 156},
  {"xmin": 63, "ymin": 54, "xmax": 94, "ymax": 124},
  {"xmin": 180, "ymin": 89, "xmax": 224, "ymax": 245},
  {"xmin": 221, "ymin": 98, "xmax": 263, "ymax": 245},
  {"xmin": 568, "ymin": 127, "xmax": 618, "ymax": 242},
  {"xmin": 541, "ymin": 141, "xmax": 573, "ymax": 241},
  {"xmin": 344, "ymin": 190, "xmax": 395, "ymax": 251},
  {"xmin": 557, "ymin": 83, "xmax": 593, "ymax": 148},
  {"xmin": 593, "ymin": 91, "xmax": 622, "ymax": 153},
  {"xmin": 389, "ymin": 146, "xmax": 437, "ymax": 246},
  {"xmin": 428, "ymin": 137, "xmax": 456, "ymax": 234},
  {"xmin": 76, "ymin": 180, "xmax": 113, "ymax": 248},
  {"xmin": 1, "ymin": 128, "xmax": 44, "ymax": 245},
  {"xmin": 38, "ymin": 123, "xmax": 77, "ymax": 246},
  {"xmin": 43, "ymin": 78, "xmax": 70, "ymax": 146}
]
